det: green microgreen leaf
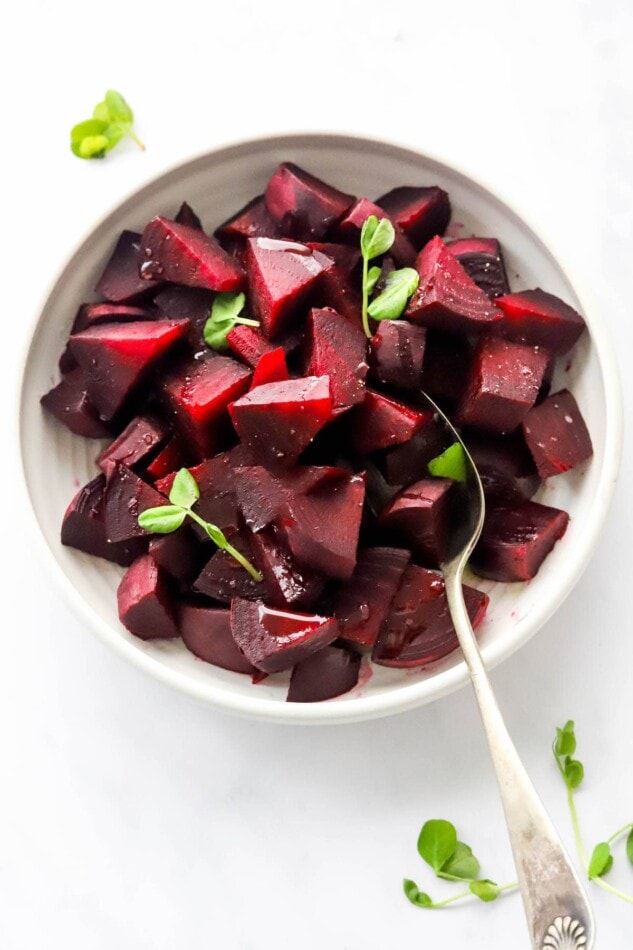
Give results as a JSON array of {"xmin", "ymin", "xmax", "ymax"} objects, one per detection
[
  {"xmin": 403, "ymin": 879, "xmax": 433, "ymax": 907},
  {"xmin": 205, "ymin": 523, "xmax": 228, "ymax": 547},
  {"xmin": 367, "ymin": 267, "xmax": 419, "ymax": 321},
  {"xmin": 417, "ymin": 820, "xmax": 457, "ymax": 873},
  {"xmin": 554, "ymin": 720, "xmax": 577, "ymax": 758},
  {"xmin": 105, "ymin": 89, "xmax": 134, "ymax": 124},
  {"xmin": 469, "ymin": 879, "xmax": 500, "ymax": 903},
  {"xmin": 70, "ymin": 119, "xmax": 110, "ymax": 158},
  {"xmin": 588, "ymin": 842, "xmax": 613, "ymax": 880},
  {"xmin": 168, "ymin": 468, "xmax": 200, "ymax": 510},
  {"xmin": 564, "ymin": 756, "xmax": 585, "ymax": 790},
  {"xmin": 137, "ymin": 506, "xmax": 186, "ymax": 534},
  {"xmin": 366, "ymin": 265, "xmax": 382, "ymax": 296},
  {"xmin": 360, "ymin": 215, "xmax": 395, "ymax": 260},
  {"xmin": 428, "ymin": 442, "xmax": 468, "ymax": 483},
  {"xmin": 203, "ymin": 291, "xmax": 259, "ymax": 351},
  {"xmin": 627, "ymin": 828, "xmax": 633, "ymax": 867},
  {"xmin": 438, "ymin": 841, "xmax": 481, "ymax": 881},
  {"xmin": 71, "ymin": 90, "xmax": 144, "ymax": 159}
]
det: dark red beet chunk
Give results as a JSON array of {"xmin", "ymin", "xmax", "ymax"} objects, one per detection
[
  {"xmin": 373, "ymin": 566, "xmax": 488, "ymax": 667},
  {"xmin": 97, "ymin": 413, "xmax": 170, "ymax": 476},
  {"xmin": 381, "ymin": 417, "xmax": 447, "ymax": 486},
  {"xmin": 376, "ymin": 186, "xmax": 451, "ymax": 249},
  {"xmin": 334, "ymin": 198, "xmax": 416, "ymax": 267},
  {"xmin": 179, "ymin": 602, "xmax": 255, "ymax": 673},
  {"xmin": 463, "ymin": 430, "xmax": 540, "ymax": 503},
  {"xmin": 455, "ymin": 338, "xmax": 550, "ymax": 435},
  {"xmin": 447, "ymin": 237, "xmax": 510, "ymax": 299},
  {"xmin": 153, "ymin": 285, "xmax": 214, "ymax": 321},
  {"xmin": 226, "ymin": 324, "xmax": 276, "ymax": 367},
  {"xmin": 61, "ymin": 475, "xmax": 146, "ymax": 565},
  {"xmin": 251, "ymin": 529, "xmax": 326, "ymax": 610},
  {"xmin": 306, "ymin": 307, "xmax": 368, "ymax": 412},
  {"xmin": 235, "ymin": 464, "xmax": 346, "ymax": 532},
  {"xmin": 144, "ymin": 436, "xmax": 187, "ymax": 481},
  {"xmin": 405, "ymin": 236, "xmax": 502, "ymax": 333},
  {"xmin": 265, "ymin": 162, "xmax": 354, "ymax": 241},
  {"xmin": 307, "ymin": 243, "xmax": 361, "ymax": 272},
  {"xmin": 41, "ymin": 369, "xmax": 111, "ymax": 438},
  {"xmin": 174, "ymin": 201, "xmax": 202, "ymax": 230},
  {"xmin": 94, "ymin": 230, "xmax": 158, "ymax": 303},
  {"xmin": 245, "ymin": 237, "xmax": 333, "ymax": 338},
  {"xmin": 495, "ymin": 289, "xmax": 586, "ymax": 356},
  {"xmin": 139, "ymin": 217, "xmax": 244, "ymax": 292},
  {"xmin": 215, "ymin": 194, "xmax": 282, "ymax": 248},
  {"xmin": 334, "ymin": 546, "xmax": 411, "ymax": 649},
  {"xmin": 352, "ymin": 390, "xmax": 427, "ymax": 454},
  {"xmin": 229, "ymin": 376, "xmax": 334, "ymax": 466},
  {"xmin": 194, "ymin": 532, "xmax": 266, "ymax": 603},
  {"xmin": 471, "ymin": 501, "xmax": 570, "ymax": 582},
  {"xmin": 149, "ymin": 526, "xmax": 204, "ymax": 585},
  {"xmin": 379, "ymin": 478, "xmax": 456, "ymax": 566},
  {"xmin": 522, "ymin": 389, "xmax": 593, "ymax": 478},
  {"xmin": 69, "ymin": 318, "xmax": 189, "ymax": 422},
  {"xmin": 104, "ymin": 463, "xmax": 170, "ymax": 543},
  {"xmin": 420, "ymin": 331, "xmax": 472, "ymax": 404},
  {"xmin": 71, "ymin": 302, "xmax": 152, "ymax": 333},
  {"xmin": 287, "ymin": 645, "xmax": 361, "ymax": 702},
  {"xmin": 250, "ymin": 347, "xmax": 289, "ymax": 389},
  {"xmin": 369, "ymin": 320, "xmax": 426, "ymax": 393},
  {"xmin": 117, "ymin": 554, "xmax": 179, "ymax": 640},
  {"xmin": 230, "ymin": 598, "xmax": 339, "ymax": 673}
]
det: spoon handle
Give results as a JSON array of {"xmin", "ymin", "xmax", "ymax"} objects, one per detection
[{"xmin": 443, "ymin": 565, "xmax": 595, "ymax": 950}]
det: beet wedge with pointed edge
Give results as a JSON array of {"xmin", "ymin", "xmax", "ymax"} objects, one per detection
[
  {"xmin": 229, "ymin": 376, "xmax": 334, "ymax": 467},
  {"xmin": 69, "ymin": 318, "xmax": 189, "ymax": 422},
  {"xmin": 287, "ymin": 645, "xmax": 362, "ymax": 702},
  {"xmin": 495, "ymin": 288, "xmax": 586, "ymax": 355},
  {"xmin": 470, "ymin": 501, "xmax": 570, "ymax": 583},
  {"xmin": 369, "ymin": 320, "xmax": 427, "ymax": 394},
  {"xmin": 174, "ymin": 201, "xmax": 202, "ymax": 230},
  {"xmin": 95, "ymin": 230, "xmax": 159, "ymax": 303},
  {"xmin": 333, "ymin": 197, "xmax": 416, "ymax": 267},
  {"xmin": 522, "ymin": 389, "xmax": 593, "ymax": 478},
  {"xmin": 446, "ymin": 237, "xmax": 510, "ymax": 300},
  {"xmin": 334, "ymin": 546, "xmax": 411, "ymax": 649},
  {"xmin": 144, "ymin": 436, "xmax": 187, "ymax": 481},
  {"xmin": 378, "ymin": 478, "xmax": 457, "ymax": 567},
  {"xmin": 305, "ymin": 307, "xmax": 368, "ymax": 413},
  {"xmin": 251, "ymin": 529, "xmax": 326, "ymax": 611},
  {"xmin": 117, "ymin": 554, "xmax": 179, "ymax": 641},
  {"xmin": 104, "ymin": 462, "xmax": 170, "ymax": 543},
  {"xmin": 235, "ymin": 463, "xmax": 346, "ymax": 533},
  {"xmin": 351, "ymin": 389, "xmax": 428, "ymax": 454},
  {"xmin": 230, "ymin": 598, "xmax": 339, "ymax": 673},
  {"xmin": 215, "ymin": 194, "xmax": 282, "ymax": 249},
  {"xmin": 179, "ymin": 602, "xmax": 256, "ymax": 674},
  {"xmin": 97, "ymin": 413, "xmax": 171, "ymax": 477},
  {"xmin": 307, "ymin": 243, "xmax": 363, "ymax": 323},
  {"xmin": 149, "ymin": 525, "xmax": 205, "ymax": 586},
  {"xmin": 61, "ymin": 475, "xmax": 147, "ymax": 566},
  {"xmin": 463, "ymin": 430, "xmax": 541, "ymax": 504},
  {"xmin": 265, "ymin": 162, "xmax": 355, "ymax": 241},
  {"xmin": 405, "ymin": 236, "xmax": 502, "ymax": 333},
  {"xmin": 139, "ymin": 217, "xmax": 244, "ymax": 292},
  {"xmin": 376, "ymin": 186, "xmax": 451, "ymax": 250},
  {"xmin": 194, "ymin": 531, "xmax": 266, "ymax": 603},
  {"xmin": 226, "ymin": 324, "xmax": 276, "ymax": 367},
  {"xmin": 372, "ymin": 566, "xmax": 488, "ymax": 668},
  {"xmin": 379, "ymin": 414, "xmax": 446, "ymax": 487},
  {"xmin": 250, "ymin": 347, "xmax": 289, "ymax": 389},
  {"xmin": 41, "ymin": 369, "xmax": 111, "ymax": 438}
]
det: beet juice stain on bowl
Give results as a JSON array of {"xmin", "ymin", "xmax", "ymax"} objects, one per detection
[{"xmin": 22, "ymin": 134, "xmax": 620, "ymax": 723}]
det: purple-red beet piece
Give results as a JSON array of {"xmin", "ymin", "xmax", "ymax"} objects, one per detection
[
  {"xmin": 149, "ymin": 526, "xmax": 204, "ymax": 585},
  {"xmin": 334, "ymin": 546, "xmax": 411, "ymax": 649},
  {"xmin": 235, "ymin": 464, "xmax": 346, "ymax": 532},
  {"xmin": 97, "ymin": 413, "xmax": 170, "ymax": 476},
  {"xmin": 229, "ymin": 376, "xmax": 334, "ymax": 466},
  {"xmin": 378, "ymin": 478, "xmax": 457, "ymax": 566},
  {"xmin": 495, "ymin": 289, "xmax": 586, "ymax": 356},
  {"xmin": 522, "ymin": 389, "xmax": 593, "ymax": 478},
  {"xmin": 41, "ymin": 369, "xmax": 111, "ymax": 438},
  {"xmin": 94, "ymin": 230, "xmax": 158, "ymax": 303},
  {"xmin": 69, "ymin": 318, "xmax": 190, "ymax": 422},
  {"xmin": 178, "ymin": 602, "xmax": 256, "ymax": 673},
  {"xmin": 369, "ymin": 320, "xmax": 426, "ymax": 393},
  {"xmin": 61, "ymin": 475, "xmax": 146, "ymax": 566},
  {"xmin": 174, "ymin": 201, "xmax": 202, "ymax": 230},
  {"xmin": 420, "ymin": 331, "xmax": 472, "ymax": 404},
  {"xmin": 265, "ymin": 162, "xmax": 354, "ymax": 241},
  {"xmin": 307, "ymin": 242, "xmax": 361, "ymax": 272},
  {"xmin": 287, "ymin": 645, "xmax": 361, "ymax": 702},
  {"xmin": 139, "ymin": 217, "xmax": 244, "ymax": 292},
  {"xmin": 470, "ymin": 501, "xmax": 570, "ymax": 582},
  {"xmin": 71, "ymin": 302, "xmax": 152, "ymax": 333},
  {"xmin": 251, "ymin": 529, "xmax": 326, "ymax": 611},
  {"xmin": 455, "ymin": 337, "xmax": 551, "ymax": 435},
  {"xmin": 376, "ymin": 186, "xmax": 451, "ymax": 249},
  {"xmin": 405, "ymin": 236, "xmax": 502, "ymax": 333},
  {"xmin": 447, "ymin": 237, "xmax": 510, "ymax": 299},
  {"xmin": 117, "ymin": 554, "xmax": 179, "ymax": 640},
  {"xmin": 144, "ymin": 436, "xmax": 187, "ymax": 481},
  {"xmin": 215, "ymin": 194, "xmax": 282, "ymax": 247},
  {"xmin": 230, "ymin": 598, "xmax": 339, "ymax": 673},
  {"xmin": 194, "ymin": 532, "xmax": 266, "ymax": 603},
  {"xmin": 372, "ymin": 566, "xmax": 488, "ymax": 667},
  {"xmin": 226, "ymin": 324, "xmax": 276, "ymax": 367},
  {"xmin": 305, "ymin": 307, "xmax": 368, "ymax": 412},
  {"xmin": 104, "ymin": 462, "xmax": 169, "ymax": 543},
  {"xmin": 333, "ymin": 197, "xmax": 416, "ymax": 267},
  {"xmin": 463, "ymin": 430, "xmax": 540, "ymax": 503},
  {"xmin": 381, "ymin": 417, "xmax": 447, "ymax": 486},
  {"xmin": 352, "ymin": 390, "xmax": 427, "ymax": 454},
  {"xmin": 250, "ymin": 347, "xmax": 289, "ymax": 389}
]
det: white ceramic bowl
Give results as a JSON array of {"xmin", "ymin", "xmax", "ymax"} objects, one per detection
[{"xmin": 18, "ymin": 133, "xmax": 622, "ymax": 724}]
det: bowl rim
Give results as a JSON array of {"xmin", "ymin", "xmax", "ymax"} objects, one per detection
[{"xmin": 16, "ymin": 131, "xmax": 624, "ymax": 725}]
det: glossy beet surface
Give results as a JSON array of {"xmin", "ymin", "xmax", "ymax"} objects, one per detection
[
  {"xmin": 378, "ymin": 478, "xmax": 457, "ymax": 566},
  {"xmin": 376, "ymin": 186, "xmax": 451, "ymax": 249},
  {"xmin": 140, "ymin": 216, "xmax": 244, "ymax": 291},
  {"xmin": 61, "ymin": 475, "xmax": 147, "ymax": 566},
  {"xmin": 352, "ymin": 390, "xmax": 428, "ymax": 453},
  {"xmin": 41, "ymin": 369, "xmax": 111, "ymax": 438},
  {"xmin": 306, "ymin": 307, "xmax": 368, "ymax": 412},
  {"xmin": 447, "ymin": 236, "xmax": 510, "ymax": 299},
  {"xmin": 104, "ymin": 463, "xmax": 169, "ymax": 543},
  {"xmin": 334, "ymin": 197, "xmax": 416, "ymax": 267},
  {"xmin": 522, "ymin": 389, "xmax": 593, "ymax": 477},
  {"xmin": 265, "ymin": 162, "xmax": 354, "ymax": 241},
  {"xmin": 94, "ymin": 230, "xmax": 158, "ymax": 303},
  {"xmin": 179, "ymin": 603, "xmax": 256, "ymax": 673},
  {"xmin": 97, "ymin": 413, "xmax": 170, "ymax": 476},
  {"xmin": 495, "ymin": 288, "xmax": 586, "ymax": 355},
  {"xmin": 230, "ymin": 599, "xmax": 339, "ymax": 673},
  {"xmin": 287, "ymin": 646, "xmax": 361, "ymax": 703},
  {"xmin": 369, "ymin": 320, "xmax": 426, "ymax": 394},
  {"xmin": 335, "ymin": 547, "xmax": 411, "ymax": 648},
  {"xmin": 117, "ymin": 554, "xmax": 179, "ymax": 640},
  {"xmin": 471, "ymin": 501, "xmax": 570, "ymax": 582}
]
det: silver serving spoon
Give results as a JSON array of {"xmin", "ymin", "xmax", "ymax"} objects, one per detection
[{"xmin": 423, "ymin": 392, "xmax": 595, "ymax": 950}]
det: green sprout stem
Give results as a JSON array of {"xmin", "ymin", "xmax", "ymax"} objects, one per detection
[
  {"xmin": 607, "ymin": 823, "xmax": 633, "ymax": 845},
  {"xmin": 129, "ymin": 130, "xmax": 146, "ymax": 151},
  {"xmin": 186, "ymin": 510, "xmax": 263, "ymax": 582},
  {"xmin": 234, "ymin": 316, "xmax": 260, "ymax": 328},
  {"xmin": 427, "ymin": 882, "xmax": 518, "ymax": 909},
  {"xmin": 361, "ymin": 253, "xmax": 371, "ymax": 338}
]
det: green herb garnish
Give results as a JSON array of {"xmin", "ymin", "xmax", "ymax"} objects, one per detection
[
  {"xmin": 71, "ymin": 90, "xmax": 145, "ymax": 159},
  {"xmin": 359, "ymin": 216, "xmax": 419, "ymax": 338},
  {"xmin": 427, "ymin": 442, "xmax": 468, "ymax": 483},
  {"xmin": 368, "ymin": 267, "xmax": 419, "ymax": 322},
  {"xmin": 138, "ymin": 468, "xmax": 262, "ymax": 582},
  {"xmin": 203, "ymin": 292, "xmax": 261, "ymax": 352}
]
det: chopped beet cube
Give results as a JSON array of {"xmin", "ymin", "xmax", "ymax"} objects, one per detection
[
  {"xmin": 71, "ymin": 302, "xmax": 152, "ymax": 333},
  {"xmin": 455, "ymin": 337, "xmax": 550, "ymax": 435},
  {"xmin": 381, "ymin": 417, "xmax": 447, "ymax": 486},
  {"xmin": 250, "ymin": 347, "xmax": 289, "ymax": 389},
  {"xmin": 194, "ymin": 531, "xmax": 266, "ymax": 603},
  {"xmin": 378, "ymin": 478, "xmax": 456, "ymax": 566},
  {"xmin": 405, "ymin": 236, "xmax": 502, "ymax": 333},
  {"xmin": 104, "ymin": 463, "xmax": 170, "ymax": 543},
  {"xmin": 41, "ymin": 369, "xmax": 111, "ymax": 438},
  {"xmin": 334, "ymin": 546, "xmax": 411, "ymax": 648},
  {"xmin": 235, "ymin": 464, "xmax": 347, "ymax": 532},
  {"xmin": 61, "ymin": 475, "xmax": 146, "ymax": 566},
  {"xmin": 230, "ymin": 598, "xmax": 339, "ymax": 673},
  {"xmin": 470, "ymin": 501, "xmax": 570, "ymax": 582},
  {"xmin": 306, "ymin": 243, "xmax": 361, "ymax": 272},
  {"xmin": 463, "ymin": 430, "xmax": 540, "ymax": 503},
  {"xmin": 287, "ymin": 645, "xmax": 361, "ymax": 702},
  {"xmin": 174, "ymin": 201, "xmax": 202, "ymax": 230},
  {"xmin": 245, "ymin": 237, "xmax": 333, "ymax": 338},
  {"xmin": 420, "ymin": 331, "xmax": 472, "ymax": 404},
  {"xmin": 522, "ymin": 389, "xmax": 593, "ymax": 478},
  {"xmin": 316, "ymin": 264, "xmax": 363, "ymax": 325},
  {"xmin": 369, "ymin": 320, "xmax": 426, "ymax": 393},
  {"xmin": 226, "ymin": 324, "xmax": 276, "ymax": 367},
  {"xmin": 69, "ymin": 318, "xmax": 189, "ymax": 421},
  {"xmin": 160, "ymin": 352, "xmax": 252, "ymax": 459},
  {"xmin": 352, "ymin": 390, "xmax": 427, "ymax": 454},
  {"xmin": 306, "ymin": 307, "xmax": 368, "ymax": 412},
  {"xmin": 446, "ymin": 237, "xmax": 510, "ymax": 299},
  {"xmin": 251, "ymin": 529, "xmax": 326, "ymax": 610},
  {"xmin": 97, "ymin": 413, "xmax": 170, "ymax": 477},
  {"xmin": 117, "ymin": 554, "xmax": 179, "ymax": 640},
  {"xmin": 372, "ymin": 566, "xmax": 488, "ymax": 667},
  {"xmin": 144, "ymin": 436, "xmax": 187, "ymax": 481},
  {"xmin": 229, "ymin": 376, "xmax": 334, "ymax": 466},
  {"xmin": 153, "ymin": 284, "xmax": 214, "ymax": 322},
  {"xmin": 149, "ymin": 525, "xmax": 204, "ymax": 585},
  {"xmin": 215, "ymin": 194, "xmax": 282, "ymax": 249},
  {"xmin": 139, "ymin": 217, "xmax": 244, "ymax": 291},
  {"xmin": 376, "ymin": 186, "xmax": 451, "ymax": 249},
  {"xmin": 58, "ymin": 347, "xmax": 78, "ymax": 374},
  {"xmin": 264, "ymin": 162, "xmax": 354, "ymax": 241},
  {"xmin": 495, "ymin": 289, "xmax": 586, "ymax": 355},
  {"xmin": 333, "ymin": 197, "xmax": 416, "ymax": 267},
  {"xmin": 178, "ymin": 602, "xmax": 256, "ymax": 673},
  {"xmin": 94, "ymin": 230, "xmax": 158, "ymax": 303}
]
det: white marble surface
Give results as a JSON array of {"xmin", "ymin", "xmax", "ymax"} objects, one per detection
[{"xmin": 2, "ymin": 1, "xmax": 632, "ymax": 946}]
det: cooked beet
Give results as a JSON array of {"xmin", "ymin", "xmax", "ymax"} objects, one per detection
[
  {"xmin": 251, "ymin": 529, "xmax": 326, "ymax": 610},
  {"xmin": 376, "ymin": 186, "xmax": 451, "ymax": 249},
  {"xmin": 495, "ymin": 289, "xmax": 586, "ymax": 355},
  {"xmin": 378, "ymin": 478, "xmax": 456, "ymax": 566},
  {"xmin": 455, "ymin": 337, "xmax": 551, "ymax": 435},
  {"xmin": 420, "ymin": 331, "xmax": 473, "ymax": 404},
  {"xmin": 226, "ymin": 324, "xmax": 276, "ymax": 367},
  {"xmin": 153, "ymin": 284, "xmax": 214, "ymax": 321},
  {"xmin": 306, "ymin": 243, "xmax": 361, "ymax": 272},
  {"xmin": 463, "ymin": 430, "xmax": 541, "ymax": 503},
  {"xmin": 215, "ymin": 194, "xmax": 282, "ymax": 250},
  {"xmin": 144, "ymin": 436, "xmax": 187, "ymax": 481},
  {"xmin": 372, "ymin": 566, "xmax": 488, "ymax": 667},
  {"xmin": 522, "ymin": 389, "xmax": 593, "ymax": 478},
  {"xmin": 334, "ymin": 546, "xmax": 411, "ymax": 649},
  {"xmin": 149, "ymin": 525, "xmax": 204, "ymax": 585},
  {"xmin": 352, "ymin": 390, "xmax": 428, "ymax": 454},
  {"xmin": 71, "ymin": 302, "xmax": 152, "ymax": 333},
  {"xmin": 447, "ymin": 237, "xmax": 510, "ymax": 299},
  {"xmin": 250, "ymin": 347, "xmax": 289, "ymax": 389},
  {"xmin": 287, "ymin": 645, "xmax": 361, "ymax": 702},
  {"xmin": 117, "ymin": 554, "xmax": 179, "ymax": 640},
  {"xmin": 316, "ymin": 263, "xmax": 362, "ymax": 325},
  {"xmin": 97, "ymin": 413, "xmax": 170, "ymax": 476},
  {"xmin": 41, "ymin": 369, "xmax": 111, "ymax": 438},
  {"xmin": 69, "ymin": 318, "xmax": 189, "ymax": 422},
  {"xmin": 194, "ymin": 532, "xmax": 266, "ymax": 603},
  {"xmin": 235, "ymin": 464, "xmax": 346, "ymax": 532},
  {"xmin": 178, "ymin": 602, "xmax": 255, "ymax": 673},
  {"xmin": 139, "ymin": 216, "xmax": 244, "ymax": 292},
  {"xmin": 265, "ymin": 162, "xmax": 354, "ymax": 241},
  {"xmin": 174, "ymin": 201, "xmax": 202, "ymax": 230},
  {"xmin": 369, "ymin": 320, "xmax": 426, "ymax": 393},
  {"xmin": 61, "ymin": 475, "xmax": 146, "ymax": 565},
  {"xmin": 381, "ymin": 417, "xmax": 447, "ymax": 487},
  {"xmin": 104, "ymin": 462, "xmax": 170, "ymax": 543},
  {"xmin": 305, "ymin": 307, "xmax": 368, "ymax": 412},
  {"xmin": 405, "ymin": 236, "xmax": 502, "ymax": 333},
  {"xmin": 333, "ymin": 197, "xmax": 416, "ymax": 267},
  {"xmin": 230, "ymin": 598, "xmax": 339, "ymax": 673},
  {"xmin": 470, "ymin": 501, "xmax": 570, "ymax": 582},
  {"xmin": 229, "ymin": 376, "xmax": 334, "ymax": 466},
  {"xmin": 94, "ymin": 230, "xmax": 158, "ymax": 303}
]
